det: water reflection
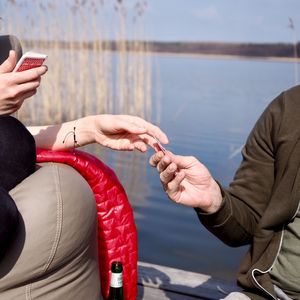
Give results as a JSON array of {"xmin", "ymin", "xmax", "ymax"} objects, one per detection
[
  {"xmin": 25, "ymin": 54, "xmax": 299, "ymax": 281},
  {"xmin": 88, "ymin": 56, "xmax": 296, "ymax": 281}
]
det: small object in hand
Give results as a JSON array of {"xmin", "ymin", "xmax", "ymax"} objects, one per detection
[
  {"xmin": 153, "ymin": 135, "xmax": 167, "ymax": 154},
  {"xmin": 13, "ymin": 51, "xmax": 47, "ymax": 72}
]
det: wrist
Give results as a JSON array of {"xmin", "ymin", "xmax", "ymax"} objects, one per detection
[
  {"xmin": 75, "ymin": 115, "xmax": 96, "ymax": 146},
  {"xmin": 196, "ymin": 179, "xmax": 224, "ymax": 214}
]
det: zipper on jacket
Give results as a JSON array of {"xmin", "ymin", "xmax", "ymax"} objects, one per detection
[
  {"xmin": 251, "ymin": 196, "xmax": 300, "ymax": 299},
  {"xmin": 251, "ymin": 227, "xmax": 284, "ymax": 300}
]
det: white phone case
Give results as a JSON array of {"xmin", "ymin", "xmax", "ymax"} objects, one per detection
[{"xmin": 14, "ymin": 51, "xmax": 47, "ymax": 72}]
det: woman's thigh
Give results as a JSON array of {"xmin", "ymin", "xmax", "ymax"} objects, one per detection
[{"xmin": 0, "ymin": 163, "xmax": 101, "ymax": 300}]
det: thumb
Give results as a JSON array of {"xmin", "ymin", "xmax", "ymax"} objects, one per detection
[
  {"xmin": 168, "ymin": 152, "xmax": 196, "ymax": 168},
  {"xmin": 0, "ymin": 50, "xmax": 17, "ymax": 73}
]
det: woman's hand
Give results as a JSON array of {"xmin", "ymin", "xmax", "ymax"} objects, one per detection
[
  {"xmin": 91, "ymin": 114, "xmax": 168, "ymax": 152},
  {"xmin": 29, "ymin": 114, "xmax": 168, "ymax": 152},
  {"xmin": 0, "ymin": 50, "xmax": 47, "ymax": 115},
  {"xmin": 149, "ymin": 151, "xmax": 223, "ymax": 213}
]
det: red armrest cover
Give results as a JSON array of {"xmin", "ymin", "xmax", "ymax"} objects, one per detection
[{"xmin": 36, "ymin": 148, "xmax": 138, "ymax": 300}]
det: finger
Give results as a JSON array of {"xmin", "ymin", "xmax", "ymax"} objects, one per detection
[
  {"xmin": 132, "ymin": 140, "xmax": 148, "ymax": 152},
  {"xmin": 136, "ymin": 133, "xmax": 168, "ymax": 152},
  {"xmin": 4, "ymin": 79, "xmax": 41, "ymax": 99},
  {"xmin": 120, "ymin": 115, "xmax": 169, "ymax": 144},
  {"xmin": 17, "ymin": 80, "xmax": 41, "ymax": 95},
  {"xmin": 149, "ymin": 151, "xmax": 165, "ymax": 167},
  {"xmin": 13, "ymin": 65, "xmax": 48, "ymax": 84},
  {"xmin": 167, "ymin": 154, "xmax": 198, "ymax": 170},
  {"xmin": 157, "ymin": 155, "xmax": 172, "ymax": 172},
  {"xmin": 0, "ymin": 50, "xmax": 17, "ymax": 73},
  {"xmin": 167, "ymin": 171, "xmax": 186, "ymax": 200},
  {"xmin": 107, "ymin": 138, "xmax": 134, "ymax": 151},
  {"xmin": 159, "ymin": 162, "xmax": 177, "ymax": 184},
  {"xmin": 8, "ymin": 90, "xmax": 37, "ymax": 111},
  {"xmin": 114, "ymin": 117, "xmax": 147, "ymax": 135},
  {"xmin": 141, "ymin": 123, "xmax": 169, "ymax": 145},
  {"xmin": 18, "ymin": 89, "xmax": 37, "ymax": 102}
]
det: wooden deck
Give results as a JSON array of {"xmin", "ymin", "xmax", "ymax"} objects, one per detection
[{"xmin": 137, "ymin": 261, "xmax": 240, "ymax": 300}]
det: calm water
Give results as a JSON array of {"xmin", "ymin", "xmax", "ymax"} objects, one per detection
[{"xmin": 86, "ymin": 55, "xmax": 298, "ymax": 282}]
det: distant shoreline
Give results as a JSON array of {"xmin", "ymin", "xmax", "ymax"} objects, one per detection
[
  {"xmin": 148, "ymin": 51, "xmax": 300, "ymax": 63},
  {"xmin": 146, "ymin": 40, "xmax": 300, "ymax": 62},
  {"xmin": 23, "ymin": 39, "xmax": 300, "ymax": 62}
]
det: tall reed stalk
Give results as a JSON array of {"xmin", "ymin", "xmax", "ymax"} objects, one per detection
[
  {"xmin": 0, "ymin": 0, "xmax": 153, "ymax": 125},
  {"xmin": 0, "ymin": 0, "xmax": 154, "ymax": 202}
]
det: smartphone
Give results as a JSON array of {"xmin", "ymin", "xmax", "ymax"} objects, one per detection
[{"xmin": 13, "ymin": 51, "xmax": 47, "ymax": 72}]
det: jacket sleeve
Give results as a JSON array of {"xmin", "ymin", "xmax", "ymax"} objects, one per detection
[{"xmin": 197, "ymin": 92, "xmax": 284, "ymax": 247}]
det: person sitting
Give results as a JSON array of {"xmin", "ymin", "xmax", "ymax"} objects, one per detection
[
  {"xmin": 150, "ymin": 84, "xmax": 300, "ymax": 300},
  {"xmin": 0, "ymin": 49, "xmax": 168, "ymax": 299}
]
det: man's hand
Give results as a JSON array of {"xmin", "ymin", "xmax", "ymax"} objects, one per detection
[{"xmin": 149, "ymin": 151, "xmax": 223, "ymax": 213}]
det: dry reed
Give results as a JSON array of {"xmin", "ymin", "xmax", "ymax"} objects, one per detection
[
  {"xmin": 0, "ymin": 0, "xmax": 153, "ymax": 124},
  {"xmin": 0, "ymin": 0, "xmax": 155, "ymax": 203}
]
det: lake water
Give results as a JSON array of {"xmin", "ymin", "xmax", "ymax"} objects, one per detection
[{"xmin": 86, "ymin": 54, "xmax": 298, "ymax": 282}]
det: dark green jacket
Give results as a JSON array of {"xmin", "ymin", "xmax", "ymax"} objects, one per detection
[{"xmin": 197, "ymin": 85, "xmax": 300, "ymax": 300}]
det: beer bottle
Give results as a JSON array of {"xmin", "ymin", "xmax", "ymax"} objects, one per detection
[{"xmin": 108, "ymin": 261, "xmax": 124, "ymax": 300}]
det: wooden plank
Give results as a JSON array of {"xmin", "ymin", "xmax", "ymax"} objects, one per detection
[{"xmin": 137, "ymin": 261, "xmax": 240, "ymax": 299}]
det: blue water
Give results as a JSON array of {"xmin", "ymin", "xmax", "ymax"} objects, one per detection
[{"xmin": 86, "ymin": 55, "xmax": 298, "ymax": 282}]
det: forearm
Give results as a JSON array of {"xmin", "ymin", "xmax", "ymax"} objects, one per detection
[
  {"xmin": 197, "ymin": 189, "xmax": 255, "ymax": 247},
  {"xmin": 27, "ymin": 116, "xmax": 96, "ymax": 150},
  {"xmin": 198, "ymin": 95, "xmax": 284, "ymax": 247}
]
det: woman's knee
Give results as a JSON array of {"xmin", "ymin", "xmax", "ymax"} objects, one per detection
[
  {"xmin": 0, "ymin": 163, "xmax": 100, "ymax": 298},
  {"xmin": 2, "ymin": 163, "xmax": 97, "ymax": 279}
]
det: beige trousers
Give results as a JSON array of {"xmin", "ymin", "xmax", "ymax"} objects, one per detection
[{"xmin": 0, "ymin": 163, "xmax": 101, "ymax": 300}]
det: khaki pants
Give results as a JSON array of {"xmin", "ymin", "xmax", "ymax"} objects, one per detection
[{"xmin": 0, "ymin": 163, "xmax": 101, "ymax": 300}]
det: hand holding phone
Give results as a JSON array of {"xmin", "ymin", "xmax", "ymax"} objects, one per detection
[{"xmin": 13, "ymin": 51, "xmax": 47, "ymax": 72}]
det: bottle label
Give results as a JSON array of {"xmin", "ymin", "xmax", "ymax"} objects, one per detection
[{"xmin": 110, "ymin": 272, "xmax": 123, "ymax": 288}]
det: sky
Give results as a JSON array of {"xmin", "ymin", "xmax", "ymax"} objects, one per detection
[
  {"xmin": 127, "ymin": 0, "xmax": 300, "ymax": 43},
  {"xmin": 1, "ymin": 0, "xmax": 299, "ymax": 44}
]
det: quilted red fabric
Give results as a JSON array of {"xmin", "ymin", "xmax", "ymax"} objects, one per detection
[{"xmin": 36, "ymin": 148, "xmax": 138, "ymax": 300}]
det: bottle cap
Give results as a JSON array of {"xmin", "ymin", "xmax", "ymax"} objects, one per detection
[{"xmin": 111, "ymin": 261, "xmax": 123, "ymax": 273}]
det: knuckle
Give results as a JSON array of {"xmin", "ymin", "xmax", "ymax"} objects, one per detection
[
  {"xmin": 153, "ymin": 124, "xmax": 160, "ymax": 131},
  {"xmin": 16, "ymin": 101, "xmax": 23, "ymax": 109},
  {"xmin": 6, "ymin": 87, "xmax": 18, "ymax": 98},
  {"xmin": 156, "ymin": 163, "xmax": 162, "ymax": 172},
  {"xmin": 4, "ymin": 76, "xmax": 13, "ymax": 86},
  {"xmin": 33, "ymin": 80, "xmax": 40, "ymax": 88},
  {"xmin": 33, "ymin": 68, "xmax": 40, "ymax": 78},
  {"xmin": 187, "ymin": 155, "xmax": 197, "ymax": 162},
  {"xmin": 159, "ymin": 172, "xmax": 167, "ymax": 182},
  {"xmin": 159, "ymin": 172, "xmax": 164, "ymax": 181}
]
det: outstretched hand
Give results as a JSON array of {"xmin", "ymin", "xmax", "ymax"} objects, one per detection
[
  {"xmin": 92, "ymin": 114, "xmax": 169, "ymax": 152},
  {"xmin": 0, "ymin": 50, "xmax": 47, "ymax": 115},
  {"xmin": 149, "ymin": 151, "xmax": 223, "ymax": 213}
]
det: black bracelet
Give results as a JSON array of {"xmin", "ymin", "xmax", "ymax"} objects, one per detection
[{"xmin": 62, "ymin": 122, "xmax": 81, "ymax": 149}]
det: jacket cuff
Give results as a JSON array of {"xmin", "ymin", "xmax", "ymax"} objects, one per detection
[{"xmin": 194, "ymin": 187, "xmax": 233, "ymax": 228}]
